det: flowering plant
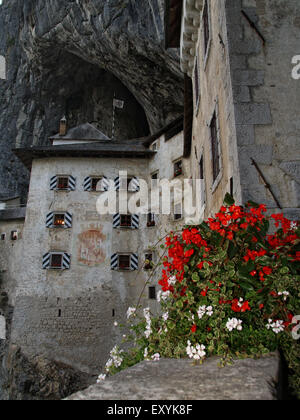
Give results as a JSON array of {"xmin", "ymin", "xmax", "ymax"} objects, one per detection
[{"xmin": 101, "ymin": 196, "xmax": 300, "ymax": 398}]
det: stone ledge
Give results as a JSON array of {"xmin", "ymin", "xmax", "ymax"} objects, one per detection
[{"xmin": 66, "ymin": 353, "xmax": 281, "ymax": 401}]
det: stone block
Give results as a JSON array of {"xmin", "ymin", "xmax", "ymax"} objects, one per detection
[
  {"xmin": 279, "ymin": 161, "xmax": 300, "ymax": 183},
  {"xmin": 235, "ymin": 124, "xmax": 255, "ymax": 145},
  {"xmin": 235, "ymin": 103, "xmax": 272, "ymax": 125},
  {"xmin": 238, "ymin": 145, "xmax": 273, "ymax": 165},
  {"xmin": 233, "ymin": 70, "xmax": 264, "ymax": 86},
  {"xmin": 233, "ymin": 85, "xmax": 251, "ymax": 103},
  {"xmin": 66, "ymin": 354, "xmax": 281, "ymax": 400}
]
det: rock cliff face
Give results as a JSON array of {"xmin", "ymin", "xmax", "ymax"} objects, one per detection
[{"xmin": 0, "ymin": 0, "xmax": 183, "ymax": 198}]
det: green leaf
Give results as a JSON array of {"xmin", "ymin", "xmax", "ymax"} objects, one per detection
[{"xmin": 224, "ymin": 193, "xmax": 235, "ymax": 206}]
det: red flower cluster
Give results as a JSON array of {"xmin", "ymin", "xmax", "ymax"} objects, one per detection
[{"xmin": 243, "ymin": 249, "xmax": 267, "ymax": 262}]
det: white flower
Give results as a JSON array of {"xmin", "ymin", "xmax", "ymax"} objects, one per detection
[
  {"xmin": 168, "ymin": 276, "xmax": 177, "ymax": 286},
  {"xmin": 144, "ymin": 348, "xmax": 149, "ymax": 359},
  {"xmin": 291, "ymin": 221, "xmax": 297, "ymax": 230},
  {"xmin": 186, "ymin": 341, "xmax": 206, "ymax": 360},
  {"xmin": 157, "ymin": 290, "xmax": 171, "ymax": 303},
  {"xmin": 114, "ymin": 321, "xmax": 118, "ymax": 327},
  {"xmin": 266, "ymin": 319, "xmax": 285, "ymax": 334},
  {"xmin": 152, "ymin": 353, "xmax": 161, "ymax": 362},
  {"xmin": 226, "ymin": 318, "xmax": 243, "ymax": 332},
  {"xmin": 105, "ymin": 346, "xmax": 124, "ymax": 371},
  {"xmin": 162, "ymin": 312, "xmax": 169, "ymax": 322},
  {"xmin": 127, "ymin": 307, "xmax": 136, "ymax": 319},
  {"xmin": 197, "ymin": 305, "xmax": 214, "ymax": 319},
  {"xmin": 206, "ymin": 306, "xmax": 214, "ymax": 317},
  {"xmin": 97, "ymin": 374, "xmax": 106, "ymax": 383},
  {"xmin": 278, "ymin": 291, "xmax": 290, "ymax": 301}
]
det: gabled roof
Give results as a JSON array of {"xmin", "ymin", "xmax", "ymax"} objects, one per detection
[{"xmin": 50, "ymin": 123, "xmax": 110, "ymax": 141}]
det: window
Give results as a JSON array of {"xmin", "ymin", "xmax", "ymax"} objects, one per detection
[
  {"xmin": 113, "ymin": 214, "xmax": 139, "ymax": 229},
  {"xmin": 11, "ymin": 231, "xmax": 18, "ymax": 241},
  {"xmin": 144, "ymin": 253, "xmax": 154, "ymax": 271},
  {"xmin": 46, "ymin": 212, "xmax": 72, "ymax": 229},
  {"xmin": 111, "ymin": 253, "xmax": 138, "ymax": 271},
  {"xmin": 91, "ymin": 177, "xmax": 103, "ymax": 192},
  {"xmin": 50, "ymin": 254, "xmax": 63, "ymax": 269},
  {"xmin": 151, "ymin": 172, "xmax": 159, "ymax": 180},
  {"xmin": 199, "ymin": 154, "xmax": 206, "ymax": 210},
  {"xmin": 147, "ymin": 213, "xmax": 156, "ymax": 228},
  {"xmin": 149, "ymin": 286, "xmax": 156, "ymax": 300},
  {"xmin": 43, "ymin": 252, "xmax": 71, "ymax": 270},
  {"xmin": 115, "ymin": 176, "xmax": 140, "ymax": 192},
  {"xmin": 210, "ymin": 112, "xmax": 220, "ymax": 183},
  {"xmin": 174, "ymin": 203, "xmax": 183, "ymax": 221},
  {"xmin": 1, "ymin": 233, "xmax": 6, "ymax": 241},
  {"xmin": 174, "ymin": 160, "xmax": 183, "ymax": 178},
  {"xmin": 194, "ymin": 56, "xmax": 200, "ymax": 109},
  {"xmin": 57, "ymin": 177, "xmax": 69, "ymax": 190},
  {"xmin": 120, "ymin": 215, "xmax": 132, "ymax": 228},
  {"xmin": 118, "ymin": 255, "xmax": 131, "ymax": 270},
  {"xmin": 53, "ymin": 214, "xmax": 66, "ymax": 227},
  {"xmin": 199, "ymin": 156, "xmax": 204, "ymax": 181},
  {"xmin": 230, "ymin": 177, "xmax": 234, "ymax": 198},
  {"xmin": 84, "ymin": 176, "xmax": 109, "ymax": 192},
  {"xmin": 50, "ymin": 175, "xmax": 76, "ymax": 191},
  {"xmin": 203, "ymin": 0, "xmax": 210, "ymax": 57},
  {"xmin": 151, "ymin": 141, "xmax": 159, "ymax": 152}
]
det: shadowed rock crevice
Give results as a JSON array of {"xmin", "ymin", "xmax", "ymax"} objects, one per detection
[{"xmin": 0, "ymin": 0, "xmax": 183, "ymax": 198}]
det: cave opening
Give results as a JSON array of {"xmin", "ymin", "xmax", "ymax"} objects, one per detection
[{"xmin": 37, "ymin": 50, "xmax": 150, "ymax": 143}]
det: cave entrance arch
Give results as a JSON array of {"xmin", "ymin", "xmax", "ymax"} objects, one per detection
[{"xmin": 38, "ymin": 51, "xmax": 150, "ymax": 141}]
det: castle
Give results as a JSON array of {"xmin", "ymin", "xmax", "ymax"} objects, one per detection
[{"xmin": 0, "ymin": 0, "xmax": 299, "ymax": 397}]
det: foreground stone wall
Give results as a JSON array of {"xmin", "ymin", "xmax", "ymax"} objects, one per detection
[
  {"xmin": 226, "ymin": 0, "xmax": 300, "ymax": 219},
  {"xmin": 66, "ymin": 354, "xmax": 281, "ymax": 400}
]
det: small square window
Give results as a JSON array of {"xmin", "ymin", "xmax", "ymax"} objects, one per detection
[
  {"xmin": 53, "ymin": 214, "xmax": 66, "ymax": 227},
  {"xmin": 50, "ymin": 254, "xmax": 63, "ymax": 269},
  {"xmin": 11, "ymin": 231, "xmax": 18, "ymax": 241},
  {"xmin": 149, "ymin": 287, "xmax": 156, "ymax": 300},
  {"xmin": 144, "ymin": 254, "xmax": 154, "ymax": 271},
  {"xmin": 120, "ymin": 215, "xmax": 132, "ymax": 228},
  {"xmin": 118, "ymin": 255, "xmax": 131, "ymax": 270},
  {"xmin": 1, "ymin": 233, "xmax": 6, "ymax": 241},
  {"xmin": 57, "ymin": 177, "xmax": 69, "ymax": 190},
  {"xmin": 174, "ymin": 160, "xmax": 183, "ymax": 178}
]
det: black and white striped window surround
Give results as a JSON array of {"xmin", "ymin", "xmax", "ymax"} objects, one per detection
[
  {"xmin": 43, "ymin": 252, "xmax": 71, "ymax": 270},
  {"xmin": 113, "ymin": 214, "xmax": 139, "ymax": 229},
  {"xmin": 50, "ymin": 176, "xmax": 76, "ymax": 191},
  {"xmin": 114, "ymin": 176, "xmax": 140, "ymax": 192},
  {"xmin": 46, "ymin": 212, "xmax": 73, "ymax": 229},
  {"xmin": 111, "ymin": 253, "xmax": 139, "ymax": 271},
  {"xmin": 83, "ymin": 176, "xmax": 109, "ymax": 192}
]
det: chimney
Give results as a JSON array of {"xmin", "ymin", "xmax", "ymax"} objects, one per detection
[{"xmin": 59, "ymin": 116, "xmax": 67, "ymax": 136}]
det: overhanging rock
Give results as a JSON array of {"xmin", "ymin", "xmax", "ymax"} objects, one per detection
[{"xmin": 66, "ymin": 354, "xmax": 281, "ymax": 400}]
